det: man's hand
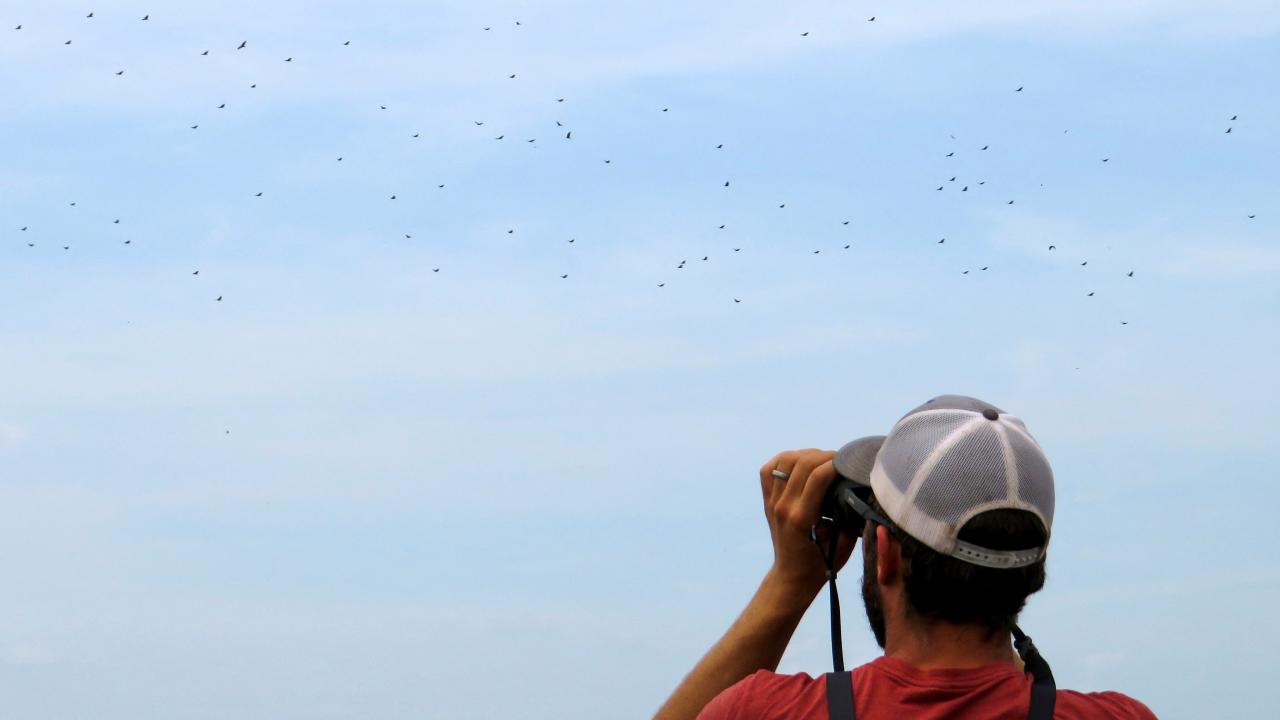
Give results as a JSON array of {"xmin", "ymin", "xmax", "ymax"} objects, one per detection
[
  {"xmin": 654, "ymin": 449, "xmax": 858, "ymax": 720},
  {"xmin": 759, "ymin": 449, "xmax": 858, "ymax": 600}
]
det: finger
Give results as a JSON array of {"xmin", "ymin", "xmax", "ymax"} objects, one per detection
[
  {"xmin": 760, "ymin": 451, "xmax": 797, "ymax": 514},
  {"xmin": 798, "ymin": 459, "xmax": 839, "ymax": 519}
]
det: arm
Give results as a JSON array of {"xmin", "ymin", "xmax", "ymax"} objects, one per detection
[
  {"xmin": 652, "ymin": 570, "xmax": 814, "ymax": 720},
  {"xmin": 653, "ymin": 450, "xmax": 857, "ymax": 720}
]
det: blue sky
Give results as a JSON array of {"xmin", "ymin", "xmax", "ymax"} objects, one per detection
[{"xmin": 1, "ymin": 1, "xmax": 1277, "ymax": 717}]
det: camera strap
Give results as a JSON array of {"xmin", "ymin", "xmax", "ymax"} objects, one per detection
[{"xmin": 812, "ymin": 518, "xmax": 845, "ymax": 672}]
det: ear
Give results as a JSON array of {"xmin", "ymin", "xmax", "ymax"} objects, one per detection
[{"xmin": 875, "ymin": 525, "xmax": 901, "ymax": 586}]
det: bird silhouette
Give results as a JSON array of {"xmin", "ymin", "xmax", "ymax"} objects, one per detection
[
  {"xmin": 801, "ymin": 32, "xmax": 809, "ymax": 36},
  {"xmin": 938, "ymin": 238, "xmax": 945, "ymax": 244},
  {"xmin": 1016, "ymin": 86, "xmax": 1024, "ymax": 92},
  {"xmin": 238, "ymin": 41, "xmax": 247, "ymax": 49},
  {"xmin": 216, "ymin": 296, "xmax": 222, "ymax": 302},
  {"xmin": 116, "ymin": 70, "xmax": 124, "ymax": 75},
  {"xmin": 141, "ymin": 15, "xmax": 149, "ymax": 20},
  {"xmin": 1127, "ymin": 271, "xmax": 1134, "ymax": 277},
  {"xmin": 1087, "ymin": 292, "xmax": 1095, "ymax": 297},
  {"xmin": 560, "ymin": 274, "xmax": 568, "ymax": 279}
]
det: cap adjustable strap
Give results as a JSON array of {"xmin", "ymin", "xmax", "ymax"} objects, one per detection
[{"xmin": 952, "ymin": 539, "xmax": 1044, "ymax": 569}]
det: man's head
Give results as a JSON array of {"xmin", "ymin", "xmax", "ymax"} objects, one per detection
[
  {"xmin": 859, "ymin": 494, "xmax": 1048, "ymax": 648},
  {"xmin": 832, "ymin": 395, "xmax": 1054, "ymax": 649}
]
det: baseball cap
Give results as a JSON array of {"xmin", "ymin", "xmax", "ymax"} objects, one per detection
[{"xmin": 832, "ymin": 395, "xmax": 1054, "ymax": 569}]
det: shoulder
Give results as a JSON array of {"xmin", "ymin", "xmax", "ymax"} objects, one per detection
[
  {"xmin": 1056, "ymin": 689, "xmax": 1158, "ymax": 719},
  {"xmin": 697, "ymin": 670, "xmax": 827, "ymax": 720}
]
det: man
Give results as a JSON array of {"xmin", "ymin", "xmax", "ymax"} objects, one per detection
[{"xmin": 656, "ymin": 395, "xmax": 1155, "ymax": 719}]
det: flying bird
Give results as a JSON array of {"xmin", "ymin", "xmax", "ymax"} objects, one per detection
[
  {"xmin": 560, "ymin": 274, "xmax": 568, "ymax": 279},
  {"xmin": 801, "ymin": 32, "xmax": 809, "ymax": 36},
  {"xmin": 733, "ymin": 298, "xmax": 741, "ymax": 303},
  {"xmin": 1225, "ymin": 127, "xmax": 1232, "ymax": 133},
  {"xmin": 868, "ymin": 16, "xmax": 875, "ymax": 21},
  {"xmin": 255, "ymin": 192, "xmax": 262, "ymax": 197},
  {"xmin": 1016, "ymin": 86, "xmax": 1024, "ymax": 92},
  {"xmin": 141, "ymin": 15, "xmax": 149, "ymax": 20},
  {"xmin": 115, "ymin": 70, "xmax": 124, "ymax": 75},
  {"xmin": 201, "ymin": 50, "xmax": 209, "ymax": 55},
  {"xmin": 945, "ymin": 152, "xmax": 954, "ymax": 157},
  {"xmin": 238, "ymin": 41, "xmax": 247, "ymax": 49},
  {"xmin": 1080, "ymin": 261, "xmax": 1087, "ymax": 266},
  {"xmin": 1087, "ymin": 292, "xmax": 1095, "ymax": 297},
  {"xmin": 1230, "ymin": 115, "xmax": 1238, "ymax": 121},
  {"xmin": 1127, "ymin": 271, "xmax": 1134, "ymax": 277},
  {"xmin": 285, "ymin": 57, "xmax": 293, "ymax": 62},
  {"xmin": 217, "ymin": 103, "xmax": 225, "ymax": 108},
  {"xmin": 216, "ymin": 296, "xmax": 222, "ymax": 302},
  {"xmin": 938, "ymin": 238, "xmax": 945, "ymax": 244}
]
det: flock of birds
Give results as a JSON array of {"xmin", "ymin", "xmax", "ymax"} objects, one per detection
[{"xmin": 5, "ymin": 11, "xmax": 1258, "ymax": 320}]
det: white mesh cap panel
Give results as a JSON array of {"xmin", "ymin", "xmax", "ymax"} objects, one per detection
[{"xmin": 867, "ymin": 397, "xmax": 1054, "ymax": 558}]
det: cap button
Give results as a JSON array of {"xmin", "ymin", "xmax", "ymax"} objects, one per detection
[{"xmin": 982, "ymin": 408, "xmax": 999, "ymax": 421}]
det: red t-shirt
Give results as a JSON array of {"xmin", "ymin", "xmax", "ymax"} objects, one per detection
[{"xmin": 697, "ymin": 657, "xmax": 1156, "ymax": 719}]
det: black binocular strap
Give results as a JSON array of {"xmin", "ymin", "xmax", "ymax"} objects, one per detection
[
  {"xmin": 1012, "ymin": 626, "xmax": 1057, "ymax": 720},
  {"xmin": 824, "ymin": 630, "xmax": 1057, "ymax": 720},
  {"xmin": 825, "ymin": 671, "xmax": 855, "ymax": 720}
]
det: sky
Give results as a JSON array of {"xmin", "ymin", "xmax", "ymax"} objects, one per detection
[{"xmin": 1, "ymin": 1, "xmax": 1278, "ymax": 718}]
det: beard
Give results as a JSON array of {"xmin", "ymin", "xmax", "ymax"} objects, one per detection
[{"xmin": 861, "ymin": 541, "xmax": 888, "ymax": 649}]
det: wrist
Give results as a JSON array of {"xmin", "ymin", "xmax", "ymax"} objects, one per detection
[{"xmin": 760, "ymin": 566, "xmax": 823, "ymax": 614}]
